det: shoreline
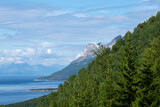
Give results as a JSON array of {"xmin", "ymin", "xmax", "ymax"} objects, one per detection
[{"xmin": 27, "ymin": 88, "xmax": 58, "ymax": 92}]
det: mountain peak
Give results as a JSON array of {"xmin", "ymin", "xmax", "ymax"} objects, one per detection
[
  {"xmin": 86, "ymin": 43, "xmax": 99, "ymax": 48},
  {"xmin": 77, "ymin": 35, "xmax": 122, "ymax": 59},
  {"xmin": 114, "ymin": 35, "xmax": 122, "ymax": 40},
  {"xmin": 105, "ymin": 35, "xmax": 122, "ymax": 48},
  {"xmin": 37, "ymin": 35, "xmax": 122, "ymax": 81},
  {"xmin": 78, "ymin": 43, "xmax": 98, "ymax": 58}
]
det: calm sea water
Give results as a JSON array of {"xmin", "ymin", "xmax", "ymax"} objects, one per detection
[{"xmin": 0, "ymin": 76, "xmax": 64, "ymax": 105}]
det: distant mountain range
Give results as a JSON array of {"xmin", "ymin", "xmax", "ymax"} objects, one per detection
[
  {"xmin": 0, "ymin": 63, "xmax": 64, "ymax": 76},
  {"xmin": 36, "ymin": 35, "xmax": 122, "ymax": 81}
]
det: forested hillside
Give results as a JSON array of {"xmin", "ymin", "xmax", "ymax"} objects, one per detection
[
  {"xmin": 6, "ymin": 12, "xmax": 160, "ymax": 107},
  {"xmin": 36, "ymin": 12, "xmax": 160, "ymax": 107}
]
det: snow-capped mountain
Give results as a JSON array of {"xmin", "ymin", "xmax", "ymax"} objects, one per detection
[
  {"xmin": 74, "ymin": 43, "xmax": 98, "ymax": 63},
  {"xmin": 75, "ymin": 35, "xmax": 122, "ymax": 63},
  {"xmin": 37, "ymin": 35, "xmax": 122, "ymax": 81},
  {"xmin": 79, "ymin": 43, "xmax": 98, "ymax": 57},
  {"xmin": 105, "ymin": 35, "xmax": 122, "ymax": 48}
]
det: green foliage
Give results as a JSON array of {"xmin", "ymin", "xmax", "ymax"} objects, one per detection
[
  {"xmin": 135, "ymin": 36, "xmax": 160, "ymax": 107},
  {"xmin": 112, "ymin": 37, "xmax": 124, "ymax": 53},
  {"xmin": 115, "ymin": 35, "xmax": 137, "ymax": 107},
  {"xmin": 6, "ymin": 96, "xmax": 41, "ymax": 107},
  {"xmin": 136, "ymin": 48, "xmax": 154, "ymax": 106}
]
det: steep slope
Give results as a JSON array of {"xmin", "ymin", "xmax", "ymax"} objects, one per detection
[
  {"xmin": 36, "ymin": 44, "xmax": 97, "ymax": 81},
  {"xmin": 105, "ymin": 35, "xmax": 122, "ymax": 48},
  {"xmin": 36, "ymin": 35, "xmax": 122, "ymax": 81},
  {"xmin": 36, "ymin": 12, "xmax": 160, "ymax": 107}
]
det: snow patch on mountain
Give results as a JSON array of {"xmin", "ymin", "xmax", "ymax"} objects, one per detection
[
  {"xmin": 80, "ymin": 43, "xmax": 98, "ymax": 57},
  {"xmin": 77, "ymin": 35, "xmax": 122, "ymax": 61},
  {"xmin": 105, "ymin": 35, "xmax": 122, "ymax": 48},
  {"xmin": 74, "ymin": 43, "xmax": 98, "ymax": 63}
]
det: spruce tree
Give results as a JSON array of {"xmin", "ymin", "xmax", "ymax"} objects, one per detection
[
  {"xmin": 97, "ymin": 54, "xmax": 114, "ymax": 107},
  {"xmin": 115, "ymin": 34, "xmax": 137, "ymax": 107},
  {"xmin": 136, "ymin": 36, "xmax": 160, "ymax": 107},
  {"xmin": 149, "ymin": 36, "xmax": 160, "ymax": 106},
  {"xmin": 94, "ymin": 44, "xmax": 115, "ymax": 107},
  {"xmin": 136, "ymin": 48, "xmax": 154, "ymax": 106}
]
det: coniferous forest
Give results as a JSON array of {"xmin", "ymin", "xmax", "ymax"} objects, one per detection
[{"xmin": 6, "ymin": 12, "xmax": 160, "ymax": 107}]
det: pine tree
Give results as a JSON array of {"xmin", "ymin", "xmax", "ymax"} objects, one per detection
[
  {"xmin": 97, "ymin": 54, "xmax": 114, "ymax": 107},
  {"xmin": 149, "ymin": 36, "xmax": 160, "ymax": 106},
  {"xmin": 94, "ymin": 44, "xmax": 115, "ymax": 107},
  {"xmin": 115, "ymin": 34, "xmax": 137, "ymax": 107},
  {"xmin": 136, "ymin": 48, "xmax": 154, "ymax": 106},
  {"xmin": 136, "ymin": 36, "xmax": 160, "ymax": 107}
]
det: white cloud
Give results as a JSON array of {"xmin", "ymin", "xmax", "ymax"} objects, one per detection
[
  {"xmin": 72, "ymin": 13, "xmax": 88, "ymax": 18},
  {"xmin": 0, "ymin": 7, "xmax": 45, "ymax": 21},
  {"xmin": 95, "ymin": 15, "xmax": 105, "ymax": 18},
  {"xmin": 15, "ymin": 49, "xmax": 21, "ymax": 53},
  {"xmin": 41, "ymin": 42, "xmax": 51, "ymax": 48},
  {"xmin": 137, "ymin": 5, "xmax": 159, "ymax": 11},
  {"xmin": 45, "ymin": 10, "xmax": 72, "ymax": 17},
  {"xmin": 7, "ymin": 57, "xmax": 14, "ymax": 62},
  {"xmin": 98, "ymin": 10, "xmax": 110, "ymax": 14},
  {"xmin": 47, "ymin": 49, "xmax": 52, "ymax": 54},
  {"xmin": 0, "ymin": 7, "xmax": 135, "ymax": 43},
  {"xmin": 0, "ymin": 42, "xmax": 80, "ymax": 66},
  {"xmin": 0, "ymin": 57, "xmax": 14, "ymax": 63},
  {"xmin": 141, "ymin": 0, "xmax": 150, "ymax": 3},
  {"xmin": 23, "ymin": 48, "xmax": 35, "ymax": 56}
]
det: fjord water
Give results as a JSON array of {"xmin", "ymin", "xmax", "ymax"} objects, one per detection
[{"xmin": 0, "ymin": 76, "xmax": 64, "ymax": 105}]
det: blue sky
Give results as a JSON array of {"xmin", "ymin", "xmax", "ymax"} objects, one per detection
[{"xmin": 0, "ymin": 0, "xmax": 159, "ymax": 66}]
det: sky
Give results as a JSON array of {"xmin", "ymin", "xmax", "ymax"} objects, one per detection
[{"xmin": 0, "ymin": 0, "xmax": 159, "ymax": 66}]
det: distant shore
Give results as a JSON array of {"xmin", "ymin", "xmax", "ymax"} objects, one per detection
[
  {"xmin": 27, "ymin": 88, "xmax": 58, "ymax": 92},
  {"xmin": 34, "ymin": 78, "xmax": 66, "ymax": 81},
  {"xmin": 34, "ymin": 79, "xmax": 51, "ymax": 81}
]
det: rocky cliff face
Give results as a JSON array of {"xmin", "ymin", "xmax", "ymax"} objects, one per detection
[{"xmin": 73, "ymin": 43, "xmax": 98, "ymax": 64}]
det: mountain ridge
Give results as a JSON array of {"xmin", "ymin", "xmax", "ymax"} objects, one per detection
[{"xmin": 36, "ymin": 35, "xmax": 122, "ymax": 81}]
